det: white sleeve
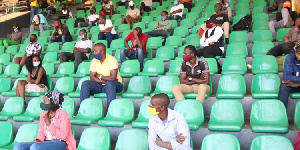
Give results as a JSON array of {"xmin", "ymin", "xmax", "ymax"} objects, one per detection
[
  {"xmin": 74, "ymin": 41, "xmax": 79, "ymax": 48},
  {"xmin": 148, "ymin": 118, "xmax": 159, "ymax": 150},
  {"xmin": 205, "ymin": 27, "xmax": 224, "ymax": 44},
  {"xmin": 170, "ymin": 114, "xmax": 192, "ymax": 150},
  {"xmin": 87, "ymin": 41, "xmax": 93, "ymax": 49},
  {"xmin": 106, "ymin": 20, "xmax": 113, "ymax": 28},
  {"xmin": 200, "ymin": 32, "xmax": 209, "ymax": 47}
]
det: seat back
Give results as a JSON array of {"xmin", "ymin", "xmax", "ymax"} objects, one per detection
[
  {"xmin": 252, "ymin": 55, "xmax": 278, "ymax": 74},
  {"xmin": 155, "ymin": 46, "xmax": 175, "ymax": 60},
  {"xmin": 77, "ymin": 98, "xmax": 104, "ymax": 119},
  {"xmin": 61, "ymin": 42, "xmax": 75, "ymax": 52},
  {"xmin": 19, "ymin": 44, "xmax": 27, "ymax": 53},
  {"xmin": 222, "ymin": 57, "xmax": 247, "ymax": 75},
  {"xmin": 126, "ymin": 76, "xmax": 152, "ymax": 94},
  {"xmin": 117, "ymin": 24, "xmax": 130, "ymax": 33},
  {"xmin": 76, "ymin": 62, "xmax": 91, "ymax": 75},
  {"xmin": 165, "ymin": 36, "xmax": 182, "ymax": 48},
  {"xmin": 229, "ymin": 31, "xmax": 248, "ymax": 43},
  {"xmin": 276, "ymin": 28, "xmax": 291, "ymax": 43},
  {"xmin": 54, "ymin": 77, "xmax": 75, "ymax": 94},
  {"xmin": 61, "ymin": 97, "xmax": 75, "ymax": 117},
  {"xmin": 154, "ymin": 76, "xmax": 180, "ymax": 93},
  {"xmin": 0, "ymin": 53, "xmax": 11, "ymax": 64},
  {"xmin": 168, "ymin": 59, "xmax": 183, "ymax": 73},
  {"xmin": 147, "ymin": 37, "xmax": 163, "ymax": 49},
  {"xmin": 251, "ymin": 74, "xmax": 281, "ymax": 95},
  {"xmin": 0, "ymin": 78, "xmax": 12, "ymax": 92},
  {"xmin": 132, "ymin": 22, "xmax": 146, "ymax": 29},
  {"xmin": 250, "ymin": 135, "xmax": 293, "ymax": 150},
  {"xmin": 110, "ymin": 38, "xmax": 125, "ymax": 50},
  {"xmin": 56, "ymin": 62, "xmax": 75, "ymax": 75},
  {"xmin": 5, "ymin": 45, "xmax": 18, "ymax": 54},
  {"xmin": 43, "ymin": 52, "xmax": 58, "ymax": 63},
  {"xmin": 42, "ymin": 63, "xmax": 55, "ymax": 75},
  {"xmin": 252, "ymin": 13, "xmax": 269, "ymax": 22},
  {"xmin": 25, "ymin": 97, "xmax": 43, "ymax": 115},
  {"xmin": 225, "ymin": 43, "xmax": 248, "ymax": 58},
  {"xmin": 115, "ymin": 129, "xmax": 148, "ymax": 150},
  {"xmin": 173, "ymin": 26, "xmax": 189, "ymax": 37},
  {"xmin": 180, "ymin": 18, "xmax": 195, "ymax": 28},
  {"xmin": 1, "ymin": 97, "xmax": 24, "ymax": 116},
  {"xmin": 186, "ymin": 34, "xmax": 201, "ymax": 46},
  {"xmin": 120, "ymin": 60, "xmax": 140, "ymax": 75},
  {"xmin": 106, "ymin": 98, "xmax": 134, "ymax": 121},
  {"xmin": 252, "ymin": 42, "xmax": 274, "ymax": 57},
  {"xmin": 14, "ymin": 123, "xmax": 39, "ymax": 143},
  {"xmin": 136, "ymin": 100, "xmax": 151, "ymax": 121},
  {"xmin": 174, "ymin": 100, "xmax": 204, "ymax": 124},
  {"xmin": 0, "ymin": 122, "xmax": 13, "ymax": 147},
  {"xmin": 3, "ymin": 64, "xmax": 20, "ymax": 76},
  {"xmin": 217, "ymin": 74, "xmax": 246, "ymax": 94},
  {"xmin": 142, "ymin": 59, "xmax": 164, "ymax": 74},
  {"xmin": 46, "ymin": 42, "xmax": 60, "ymax": 52},
  {"xmin": 77, "ymin": 127, "xmax": 110, "ymax": 150},
  {"xmin": 201, "ymin": 133, "xmax": 240, "ymax": 150},
  {"xmin": 203, "ymin": 58, "xmax": 218, "ymax": 75},
  {"xmin": 252, "ymin": 30, "xmax": 273, "ymax": 42},
  {"xmin": 75, "ymin": 77, "xmax": 90, "ymax": 92}
]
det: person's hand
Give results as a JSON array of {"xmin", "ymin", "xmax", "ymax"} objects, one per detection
[
  {"xmin": 200, "ymin": 73, "xmax": 207, "ymax": 79},
  {"xmin": 133, "ymin": 29, "xmax": 138, "ymax": 36},
  {"xmin": 287, "ymin": 81, "xmax": 299, "ymax": 88},
  {"xmin": 176, "ymin": 133, "xmax": 186, "ymax": 144},
  {"xmin": 35, "ymin": 139, "xmax": 42, "ymax": 142},
  {"xmin": 209, "ymin": 42, "xmax": 215, "ymax": 45},
  {"xmin": 37, "ymin": 84, "xmax": 45, "ymax": 88},
  {"xmin": 156, "ymin": 137, "xmax": 163, "ymax": 146},
  {"xmin": 96, "ymin": 73, "xmax": 102, "ymax": 79},
  {"xmin": 282, "ymin": 80, "xmax": 290, "ymax": 84},
  {"xmin": 52, "ymin": 35, "xmax": 56, "ymax": 40},
  {"xmin": 44, "ymin": 111, "xmax": 51, "ymax": 126}
]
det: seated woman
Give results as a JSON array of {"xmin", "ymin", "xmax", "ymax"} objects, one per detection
[
  {"xmin": 13, "ymin": 91, "xmax": 76, "ymax": 150},
  {"xmin": 16, "ymin": 55, "xmax": 48, "ymax": 100},
  {"xmin": 0, "ymin": 24, "xmax": 22, "ymax": 48}
]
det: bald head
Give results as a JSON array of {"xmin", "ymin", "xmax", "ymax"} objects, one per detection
[{"xmin": 151, "ymin": 93, "xmax": 170, "ymax": 109}]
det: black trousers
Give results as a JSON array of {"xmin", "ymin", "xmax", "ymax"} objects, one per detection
[
  {"xmin": 60, "ymin": 51, "xmax": 88, "ymax": 71},
  {"xmin": 140, "ymin": 2, "xmax": 151, "ymax": 12},
  {"xmin": 183, "ymin": 2, "xmax": 192, "ymax": 12},
  {"xmin": 266, "ymin": 43, "xmax": 295, "ymax": 57},
  {"xmin": 196, "ymin": 44, "xmax": 223, "ymax": 72}
]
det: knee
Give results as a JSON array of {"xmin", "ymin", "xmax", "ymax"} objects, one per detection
[
  {"xmin": 74, "ymin": 51, "xmax": 81, "ymax": 57},
  {"xmin": 30, "ymin": 143, "xmax": 40, "ymax": 150},
  {"xmin": 268, "ymin": 21, "xmax": 275, "ymax": 27},
  {"xmin": 137, "ymin": 48, "xmax": 143, "ymax": 54},
  {"xmin": 105, "ymin": 80, "xmax": 115, "ymax": 89},
  {"xmin": 172, "ymin": 85, "xmax": 181, "ymax": 92},
  {"xmin": 120, "ymin": 49, "xmax": 125, "ymax": 54},
  {"xmin": 13, "ymin": 143, "xmax": 24, "ymax": 150},
  {"xmin": 198, "ymin": 84, "xmax": 207, "ymax": 91}
]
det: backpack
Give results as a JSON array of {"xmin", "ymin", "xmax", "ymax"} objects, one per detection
[{"xmin": 232, "ymin": 15, "xmax": 252, "ymax": 31}]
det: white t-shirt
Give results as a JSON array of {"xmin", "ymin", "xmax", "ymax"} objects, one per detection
[
  {"xmin": 88, "ymin": 14, "xmax": 99, "ymax": 22},
  {"xmin": 99, "ymin": 19, "xmax": 117, "ymax": 34},
  {"xmin": 170, "ymin": 4, "xmax": 184, "ymax": 17},
  {"xmin": 62, "ymin": 8, "xmax": 72, "ymax": 17},
  {"xmin": 75, "ymin": 39, "xmax": 93, "ymax": 58}
]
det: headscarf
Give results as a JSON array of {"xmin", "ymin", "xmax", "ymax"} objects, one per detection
[{"xmin": 45, "ymin": 91, "xmax": 64, "ymax": 106}]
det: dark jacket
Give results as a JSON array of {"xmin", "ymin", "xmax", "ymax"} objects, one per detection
[
  {"xmin": 283, "ymin": 50, "xmax": 300, "ymax": 82},
  {"xmin": 53, "ymin": 24, "xmax": 72, "ymax": 40}
]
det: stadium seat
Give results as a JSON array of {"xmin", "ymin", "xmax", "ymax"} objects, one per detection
[
  {"xmin": 232, "ymin": 14, "xmax": 247, "ymax": 25},
  {"xmin": 68, "ymin": 76, "xmax": 90, "ymax": 98},
  {"xmin": 225, "ymin": 43, "xmax": 248, "ymax": 58},
  {"xmin": 147, "ymin": 37, "xmax": 163, "ymax": 49},
  {"xmin": 170, "ymin": 20, "xmax": 177, "ymax": 29},
  {"xmin": 229, "ymin": 31, "xmax": 248, "ymax": 44},
  {"xmin": 61, "ymin": 97, "xmax": 75, "ymax": 117},
  {"xmin": 251, "ymin": 74, "xmax": 280, "ymax": 99},
  {"xmin": 40, "ymin": 30, "xmax": 52, "ymax": 37},
  {"xmin": 121, "ymin": 76, "xmax": 152, "ymax": 98},
  {"xmin": 0, "ymin": 124, "xmax": 39, "ymax": 149},
  {"xmin": 183, "ymin": 78, "xmax": 213, "ymax": 99},
  {"xmin": 43, "ymin": 52, "xmax": 59, "ymax": 64},
  {"xmin": 2, "ymin": 78, "xmax": 26, "ymax": 96},
  {"xmin": 117, "ymin": 24, "xmax": 130, "ymax": 33},
  {"xmin": 250, "ymin": 135, "xmax": 293, "ymax": 150},
  {"xmin": 98, "ymin": 98, "xmax": 134, "ymax": 127},
  {"xmin": 5, "ymin": 45, "xmax": 18, "ymax": 54},
  {"xmin": 147, "ymin": 21, "xmax": 158, "ymax": 30},
  {"xmin": 141, "ymin": 16, "xmax": 153, "ymax": 23},
  {"xmin": 132, "ymin": 100, "xmax": 151, "ymax": 128},
  {"xmin": 133, "ymin": 22, "xmax": 146, "ymax": 29},
  {"xmin": 0, "ymin": 46, "xmax": 4, "ymax": 54},
  {"xmin": 166, "ymin": 58, "xmax": 183, "ymax": 76},
  {"xmin": 0, "ymin": 122, "xmax": 13, "ymax": 148},
  {"xmin": 11, "ymin": 66, "xmax": 28, "ymax": 78},
  {"xmin": 252, "ymin": 42, "xmax": 274, "ymax": 57},
  {"xmin": 110, "ymin": 38, "xmax": 125, "ymax": 50},
  {"xmin": 90, "ymin": 26, "xmax": 100, "ymax": 33},
  {"xmin": 18, "ymin": 44, "xmax": 27, "ymax": 53},
  {"xmin": 149, "ymin": 10, "xmax": 160, "ymax": 17},
  {"xmin": 153, "ymin": 46, "xmax": 175, "ymax": 61},
  {"xmin": 250, "ymin": 100, "xmax": 288, "ymax": 133},
  {"xmin": 208, "ymin": 100, "xmax": 244, "ymax": 131},
  {"xmin": 174, "ymin": 99, "xmax": 204, "ymax": 130},
  {"xmin": 77, "ymin": 127, "xmax": 110, "ymax": 150},
  {"xmin": 165, "ymin": 36, "xmax": 183, "ymax": 48},
  {"xmin": 186, "ymin": 12, "xmax": 199, "ymax": 20},
  {"xmin": 216, "ymin": 74, "xmax": 246, "ymax": 99},
  {"xmin": 115, "ymin": 129, "xmax": 148, "ymax": 150},
  {"xmin": 0, "ymin": 78, "xmax": 12, "ymax": 93},
  {"xmin": 49, "ymin": 62, "xmax": 75, "ymax": 78},
  {"xmin": 294, "ymin": 101, "xmax": 300, "ymax": 129},
  {"xmin": 253, "ymin": 21, "xmax": 269, "ymax": 31},
  {"xmin": 203, "ymin": 58, "xmax": 218, "ymax": 76},
  {"xmin": 71, "ymin": 98, "xmax": 104, "ymax": 125},
  {"xmin": 192, "ymin": 25, "xmax": 201, "ymax": 34},
  {"xmin": 53, "ymin": 77, "xmax": 74, "ymax": 94},
  {"xmin": 201, "ymin": 133, "xmax": 240, "ymax": 150},
  {"xmin": 0, "ymin": 53, "xmax": 11, "ymax": 64},
  {"xmin": 276, "ymin": 28, "xmax": 291, "ymax": 44},
  {"xmin": 222, "ymin": 57, "xmax": 247, "ymax": 75},
  {"xmin": 173, "ymin": 26, "xmax": 189, "ymax": 38},
  {"xmin": 0, "ymin": 97, "xmax": 24, "ymax": 120},
  {"xmin": 252, "ymin": 55, "xmax": 278, "ymax": 74},
  {"xmin": 61, "ymin": 42, "xmax": 75, "ymax": 52},
  {"xmin": 185, "ymin": 34, "xmax": 201, "ymax": 47},
  {"xmin": 252, "ymin": 30, "xmax": 273, "ymax": 42},
  {"xmin": 138, "ymin": 59, "xmax": 164, "ymax": 76},
  {"xmin": 69, "ymin": 62, "xmax": 91, "ymax": 77},
  {"xmin": 13, "ymin": 97, "xmax": 43, "ymax": 122},
  {"xmin": 235, "ymin": 8, "xmax": 250, "ymax": 14},
  {"xmin": 252, "ymin": 13, "xmax": 269, "ymax": 22},
  {"xmin": 46, "ymin": 42, "xmax": 60, "ymax": 52},
  {"xmin": 37, "ymin": 36, "xmax": 48, "ymax": 45},
  {"xmin": 0, "ymin": 64, "xmax": 20, "ymax": 78},
  {"xmin": 120, "ymin": 60, "xmax": 140, "ymax": 77},
  {"xmin": 150, "ymin": 76, "xmax": 180, "ymax": 98},
  {"xmin": 42, "ymin": 63, "xmax": 55, "ymax": 76},
  {"xmin": 252, "ymin": 6, "xmax": 264, "ymax": 14}
]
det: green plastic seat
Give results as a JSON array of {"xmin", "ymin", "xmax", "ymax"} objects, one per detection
[
  {"xmin": 141, "ymin": 16, "xmax": 153, "ymax": 23},
  {"xmin": 235, "ymin": 9, "xmax": 250, "ymax": 15},
  {"xmin": 0, "ymin": 64, "xmax": 20, "ymax": 78},
  {"xmin": 90, "ymin": 33, "xmax": 99, "ymax": 42},
  {"xmin": 147, "ymin": 21, "xmax": 158, "ymax": 30},
  {"xmin": 90, "ymin": 26, "xmax": 100, "ymax": 34},
  {"xmin": 49, "ymin": 62, "xmax": 74, "ymax": 78},
  {"xmin": 18, "ymin": 44, "xmax": 27, "ymax": 53},
  {"xmin": 153, "ymin": 46, "xmax": 175, "ymax": 61},
  {"xmin": 0, "ymin": 78, "xmax": 12, "ymax": 93},
  {"xmin": 13, "ymin": 97, "xmax": 43, "ymax": 122},
  {"xmin": 222, "ymin": 57, "xmax": 247, "ymax": 75},
  {"xmin": 110, "ymin": 38, "xmax": 125, "ymax": 50},
  {"xmin": 5, "ymin": 45, "xmax": 18, "ymax": 54},
  {"xmin": 197, "ymin": 17, "xmax": 209, "ymax": 25},
  {"xmin": 276, "ymin": 28, "xmax": 291, "ymax": 44},
  {"xmin": 186, "ymin": 12, "xmax": 199, "ymax": 20},
  {"xmin": 2, "ymin": 78, "xmax": 26, "ymax": 96},
  {"xmin": 208, "ymin": 100, "xmax": 244, "ymax": 131},
  {"xmin": 121, "ymin": 76, "xmax": 152, "ymax": 98},
  {"xmin": 252, "ymin": 55, "xmax": 278, "ymax": 74},
  {"xmin": 120, "ymin": 60, "xmax": 140, "ymax": 77},
  {"xmin": 77, "ymin": 127, "xmax": 110, "ymax": 150},
  {"xmin": 232, "ymin": 14, "xmax": 246, "ymax": 25},
  {"xmin": 37, "ymin": 36, "xmax": 48, "ymax": 45},
  {"xmin": 252, "ymin": 21, "xmax": 269, "ymax": 31},
  {"xmin": 115, "ymin": 129, "xmax": 148, "ymax": 150},
  {"xmin": 192, "ymin": 25, "xmax": 201, "ymax": 34},
  {"xmin": 201, "ymin": 133, "xmax": 240, "ymax": 150},
  {"xmin": 149, "ymin": 10, "xmax": 160, "ymax": 17},
  {"xmin": 138, "ymin": 59, "xmax": 164, "ymax": 76},
  {"xmin": 132, "ymin": 22, "xmax": 146, "ymax": 30},
  {"xmin": 0, "ymin": 97, "xmax": 24, "ymax": 121},
  {"xmin": 121, "ymin": 30, "xmax": 131, "ymax": 39},
  {"xmin": 252, "ymin": 6, "xmax": 264, "ymax": 14},
  {"xmin": 71, "ymin": 98, "xmax": 103, "ymax": 125},
  {"xmin": 131, "ymin": 100, "xmax": 151, "ymax": 128},
  {"xmin": 216, "ymin": 74, "xmax": 246, "ymax": 99},
  {"xmin": 0, "ymin": 122, "xmax": 13, "ymax": 148},
  {"xmin": 61, "ymin": 42, "xmax": 75, "ymax": 52},
  {"xmin": 250, "ymin": 100, "xmax": 288, "ymax": 133},
  {"xmin": 42, "ymin": 63, "xmax": 55, "ymax": 76},
  {"xmin": 294, "ymin": 101, "xmax": 300, "ymax": 129},
  {"xmin": 111, "ymin": 14, "xmax": 122, "ymax": 21},
  {"xmin": 165, "ymin": 36, "xmax": 182, "ymax": 48},
  {"xmin": 253, "ymin": 1, "xmax": 266, "ymax": 7},
  {"xmin": 117, "ymin": 24, "xmax": 130, "ymax": 33},
  {"xmin": 203, "ymin": 58, "xmax": 218, "ymax": 76},
  {"xmin": 225, "ymin": 43, "xmax": 248, "ymax": 58},
  {"xmin": 69, "ymin": 62, "xmax": 91, "ymax": 77},
  {"xmin": 252, "ymin": 30, "xmax": 273, "ymax": 43},
  {"xmin": 98, "ymin": 98, "xmax": 134, "ymax": 127},
  {"xmin": 170, "ymin": 20, "xmax": 177, "ymax": 30},
  {"xmin": 166, "ymin": 59, "xmax": 183, "ymax": 76},
  {"xmin": 251, "ymin": 74, "xmax": 280, "ymax": 99},
  {"xmin": 11, "ymin": 66, "xmax": 28, "ymax": 78},
  {"xmin": 68, "ymin": 76, "xmax": 90, "ymax": 98},
  {"xmin": 146, "ymin": 37, "xmax": 162, "ymax": 49},
  {"xmin": 253, "ymin": 13, "xmax": 269, "ymax": 22},
  {"xmin": 250, "ymin": 135, "xmax": 293, "ymax": 150},
  {"xmin": 43, "ymin": 52, "xmax": 59, "ymax": 64},
  {"xmin": 229, "ymin": 31, "xmax": 248, "ymax": 44},
  {"xmin": 0, "ymin": 124, "xmax": 39, "ymax": 149},
  {"xmin": 183, "ymin": 78, "xmax": 213, "ymax": 99},
  {"xmin": 173, "ymin": 26, "xmax": 189, "ymax": 38},
  {"xmin": 46, "ymin": 42, "xmax": 60, "ymax": 52},
  {"xmin": 0, "ymin": 46, "xmax": 4, "ymax": 54},
  {"xmin": 53, "ymin": 77, "xmax": 74, "ymax": 94},
  {"xmin": 40, "ymin": 30, "xmax": 52, "ymax": 37},
  {"xmin": 185, "ymin": 34, "xmax": 201, "ymax": 47},
  {"xmin": 60, "ymin": 97, "xmax": 75, "ymax": 118},
  {"xmin": 150, "ymin": 76, "xmax": 180, "ymax": 98},
  {"xmin": 174, "ymin": 99, "xmax": 204, "ymax": 130},
  {"xmin": 0, "ymin": 53, "xmax": 11, "ymax": 64},
  {"xmin": 252, "ymin": 42, "xmax": 274, "ymax": 57}
]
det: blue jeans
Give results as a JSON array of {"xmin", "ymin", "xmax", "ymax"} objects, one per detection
[
  {"xmin": 145, "ymin": 30, "xmax": 170, "ymax": 42},
  {"xmin": 98, "ymin": 32, "xmax": 119, "ymax": 48},
  {"xmin": 50, "ymin": 36, "xmax": 71, "ymax": 44},
  {"xmin": 168, "ymin": 15, "xmax": 182, "ymax": 20},
  {"xmin": 78, "ymin": 21, "xmax": 96, "ymax": 29},
  {"xmin": 13, "ymin": 140, "xmax": 66, "ymax": 150},
  {"xmin": 80, "ymin": 80, "xmax": 123, "ymax": 107},
  {"xmin": 30, "ymin": 6, "xmax": 38, "ymax": 25},
  {"xmin": 120, "ymin": 48, "xmax": 147, "ymax": 69},
  {"xmin": 278, "ymin": 83, "xmax": 300, "ymax": 107}
]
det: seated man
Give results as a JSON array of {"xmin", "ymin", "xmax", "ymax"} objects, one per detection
[
  {"xmin": 45, "ymin": 1, "xmax": 56, "ymax": 18},
  {"xmin": 58, "ymin": 3, "xmax": 73, "ymax": 19},
  {"xmin": 98, "ymin": 15, "xmax": 118, "ymax": 48},
  {"xmin": 172, "ymin": 45, "xmax": 210, "ymax": 103},
  {"xmin": 180, "ymin": 0, "xmax": 192, "ymax": 12},
  {"xmin": 60, "ymin": 29, "xmax": 92, "ymax": 71},
  {"xmin": 269, "ymin": 1, "xmax": 294, "ymax": 41},
  {"xmin": 14, "ymin": 34, "xmax": 41, "ymax": 68},
  {"xmin": 148, "ymin": 93, "xmax": 192, "ymax": 150},
  {"xmin": 140, "ymin": 0, "xmax": 152, "ymax": 15},
  {"xmin": 116, "ymin": 0, "xmax": 129, "ymax": 8},
  {"xmin": 145, "ymin": 11, "xmax": 172, "ymax": 43},
  {"xmin": 198, "ymin": 3, "xmax": 230, "ymax": 44},
  {"xmin": 30, "ymin": 14, "xmax": 49, "ymax": 34},
  {"xmin": 169, "ymin": 0, "xmax": 184, "ymax": 20},
  {"xmin": 50, "ymin": 19, "xmax": 72, "ymax": 44},
  {"xmin": 219, "ymin": 0, "xmax": 232, "ymax": 20},
  {"xmin": 278, "ymin": 41, "xmax": 300, "ymax": 107},
  {"xmin": 121, "ymin": 1, "xmax": 140, "ymax": 29},
  {"xmin": 102, "ymin": 0, "xmax": 114, "ymax": 18},
  {"xmin": 264, "ymin": 0, "xmax": 284, "ymax": 13},
  {"xmin": 80, "ymin": 43, "xmax": 123, "ymax": 107},
  {"xmin": 120, "ymin": 27, "xmax": 148, "ymax": 71},
  {"xmin": 78, "ymin": 7, "xmax": 99, "ymax": 29}
]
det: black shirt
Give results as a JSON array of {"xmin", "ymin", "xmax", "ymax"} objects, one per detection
[
  {"xmin": 209, "ymin": 13, "xmax": 229, "ymax": 25},
  {"xmin": 180, "ymin": 57, "xmax": 209, "ymax": 78},
  {"xmin": 31, "ymin": 66, "xmax": 48, "ymax": 87}
]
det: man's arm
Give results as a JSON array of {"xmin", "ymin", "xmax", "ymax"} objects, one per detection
[
  {"xmin": 75, "ymin": 47, "xmax": 91, "ymax": 53},
  {"xmin": 192, "ymin": 72, "xmax": 209, "ymax": 84},
  {"xmin": 124, "ymin": 38, "xmax": 131, "ymax": 50},
  {"xmin": 283, "ymin": 55, "xmax": 300, "ymax": 83},
  {"xmin": 283, "ymin": 27, "xmax": 294, "ymax": 43},
  {"xmin": 133, "ymin": 34, "xmax": 145, "ymax": 49},
  {"xmin": 205, "ymin": 27, "xmax": 224, "ymax": 44},
  {"xmin": 170, "ymin": 114, "xmax": 191, "ymax": 149},
  {"xmin": 170, "ymin": 9, "xmax": 182, "ymax": 16},
  {"xmin": 100, "ymin": 69, "xmax": 118, "ymax": 81},
  {"xmin": 179, "ymin": 73, "xmax": 196, "ymax": 85},
  {"xmin": 148, "ymin": 119, "xmax": 159, "ymax": 150},
  {"xmin": 90, "ymin": 71, "xmax": 106, "ymax": 84},
  {"xmin": 156, "ymin": 21, "xmax": 172, "ymax": 30},
  {"xmin": 100, "ymin": 27, "xmax": 113, "ymax": 33}
]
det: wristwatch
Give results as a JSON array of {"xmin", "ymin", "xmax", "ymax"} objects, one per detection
[
  {"xmin": 98, "ymin": 75, "xmax": 102, "ymax": 80},
  {"xmin": 188, "ymin": 77, "xmax": 192, "ymax": 82}
]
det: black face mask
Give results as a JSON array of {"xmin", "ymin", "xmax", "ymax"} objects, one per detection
[
  {"xmin": 130, "ymin": 6, "xmax": 134, "ymax": 9},
  {"xmin": 40, "ymin": 102, "xmax": 50, "ymax": 110}
]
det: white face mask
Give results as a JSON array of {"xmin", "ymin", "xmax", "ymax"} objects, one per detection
[{"xmin": 33, "ymin": 61, "xmax": 40, "ymax": 67}]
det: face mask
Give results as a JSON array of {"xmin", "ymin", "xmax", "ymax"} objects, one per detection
[
  {"xmin": 99, "ymin": 20, "xmax": 104, "ymax": 24},
  {"xmin": 93, "ymin": 53, "xmax": 103, "ymax": 59},
  {"xmin": 183, "ymin": 54, "xmax": 192, "ymax": 62},
  {"xmin": 33, "ymin": 61, "xmax": 40, "ymax": 67},
  {"xmin": 147, "ymin": 106, "xmax": 160, "ymax": 116},
  {"xmin": 174, "ymin": 1, "xmax": 178, "ymax": 4},
  {"xmin": 295, "ymin": 50, "xmax": 300, "ymax": 60},
  {"xmin": 54, "ymin": 23, "xmax": 60, "ymax": 27},
  {"xmin": 40, "ymin": 102, "xmax": 50, "ymax": 110},
  {"xmin": 162, "ymin": 16, "xmax": 166, "ymax": 21},
  {"xmin": 14, "ymin": 29, "xmax": 18, "ymax": 32},
  {"xmin": 130, "ymin": 6, "xmax": 134, "ymax": 9},
  {"xmin": 206, "ymin": 23, "xmax": 214, "ymax": 29},
  {"xmin": 214, "ymin": 7, "xmax": 219, "ymax": 13},
  {"xmin": 30, "ymin": 38, "xmax": 35, "ymax": 43},
  {"xmin": 78, "ymin": 35, "xmax": 84, "ymax": 40}
]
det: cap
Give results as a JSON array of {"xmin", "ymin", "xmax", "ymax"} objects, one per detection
[
  {"xmin": 283, "ymin": 1, "xmax": 291, "ymax": 8},
  {"xmin": 129, "ymin": 1, "xmax": 134, "ymax": 6},
  {"xmin": 205, "ymin": 17, "xmax": 218, "ymax": 24}
]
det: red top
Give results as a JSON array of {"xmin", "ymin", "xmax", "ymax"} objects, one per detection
[
  {"xmin": 125, "ymin": 32, "xmax": 148, "ymax": 51},
  {"xmin": 295, "ymin": 131, "xmax": 300, "ymax": 150}
]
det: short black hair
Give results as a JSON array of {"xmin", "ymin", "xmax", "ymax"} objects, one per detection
[
  {"xmin": 134, "ymin": 27, "xmax": 142, "ymax": 33},
  {"xmin": 94, "ymin": 43, "xmax": 106, "ymax": 51},
  {"xmin": 30, "ymin": 34, "xmax": 37, "ymax": 39},
  {"xmin": 152, "ymin": 93, "xmax": 170, "ymax": 108},
  {"xmin": 54, "ymin": 19, "xmax": 61, "ymax": 23},
  {"xmin": 61, "ymin": 3, "xmax": 66, "ymax": 6},
  {"xmin": 185, "ymin": 45, "xmax": 196, "ymax": 54},
  {"xmin": 162, "ymin": 11, "xmax": 168, "ymax": 15}
]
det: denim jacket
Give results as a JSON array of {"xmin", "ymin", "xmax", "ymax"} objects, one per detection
[{"xmin": 283, "ymin": 50, "xmax": 300, "ymax": 82}]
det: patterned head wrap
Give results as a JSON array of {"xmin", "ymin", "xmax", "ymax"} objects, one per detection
[{"xmin": 45, "ymin": 91, "xmax": 64, "ymax": 106}]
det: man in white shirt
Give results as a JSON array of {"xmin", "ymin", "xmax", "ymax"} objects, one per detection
[
  {"xmin": 148, "ymin": 93, "xmax": 192, "ymax": 150},
  {"xmin": 60, "ymin": 29, "xmax": 93, "ymax": 71},
  {"xmin": 169, "ymin": 0, "xmax": 184, "ymax": 20},
  {"xmin": 98, "ymin": 15, "xmax": 118, "ymax": 48},
  {"xmin": 58, "ymin": 3, "xmax": 72, "ymax": 19},
  {"xmin": 78, "ymin": 7, "xmax": 99, "ymax": 29}
]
